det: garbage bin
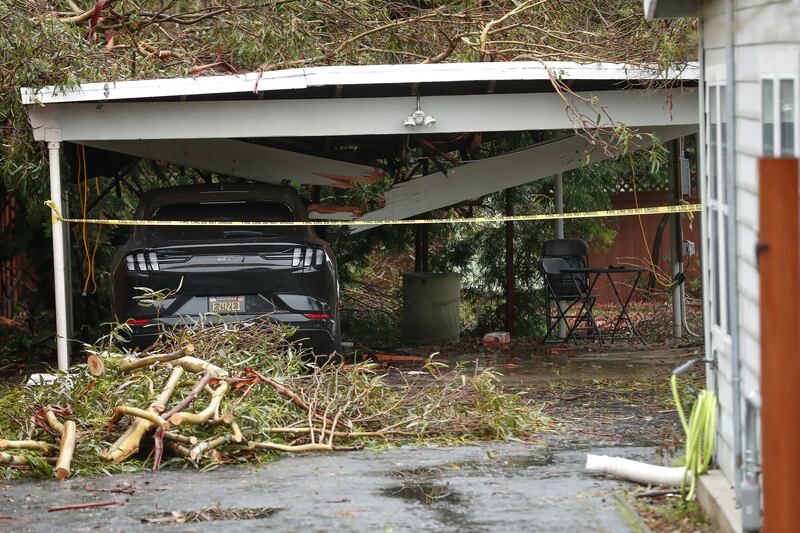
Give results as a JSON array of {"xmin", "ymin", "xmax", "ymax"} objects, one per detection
[{"xmin": 401, "ymin": 272, "xmax": 460, "ymax": 344}]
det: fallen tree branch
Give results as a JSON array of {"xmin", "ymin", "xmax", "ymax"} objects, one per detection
[
  {"xmin": 162, "ymin": 432, "xmax": 197, "ymax": 446},
  {"xmin": 43, "ymin": 407, "xmax": 65, "ymax": 435},
  {"xmin": 0, "ymin": 451, "xmax": 28, "ymax": 466},
  {"xmin": 0, "ymin": 439, "xmax": 56, "ymax": 454},
  {"xmin": 121, "ymin": 344, "xmax": 194, "ymax": 372},
  {"xmin": 104, "ymin": 366, "xmax": 184, "ymax": 462},
  {"xmin": 189, "ymin": 435, "xmax": 230, "ymax": 461},
  {"xmin": 114, "ymin": 406, "xmax": 170, "ymax": 430},
  {"xmin": 152, "ymin": 372, "xmax": 213, "ymax": 470},
  {"xmin": 246, "ymin": 369, "xmax": 332, "ymax": 424},
  {"xmin": 55, "ymin": 420, "xmax": 77, "ymax": 480},
  {"xmin": 247, "ymin": 441, "xmax": 365, "ymax": 453},
  {"xmin": 47, "ymin": 500, "xmax": 123, "ymax": 512},
  {"xmin": 170, "ymin": 382, "xmax": 229, "ymax": 426},
  {"xmin": 261, "ymin": 427, "xmax": 413, "ymax": 438},
  {"xmin": 230, "ymin": 421, "xmax": 243, "ymax": 443},
  {"xmin": 164, "ymin": 440, "xmax": 191, "ymax": 458},
  {"xmin": 174, "ymin": 356, "xmax": 228, "ymax": 377}
]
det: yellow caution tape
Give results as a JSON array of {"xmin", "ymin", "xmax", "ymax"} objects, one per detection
[{"xmin": 45, "ymin": 200, "xmax": 700, "ymax": 227}]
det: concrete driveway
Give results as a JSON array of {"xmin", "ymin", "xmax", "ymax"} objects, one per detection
[
  {"xmin": 1, "ymin": 343, "xmax": 700, "ymax": 532},
  {"xmin": 0, "ymin": 442, "xmax": 655, "ymax": 533}
]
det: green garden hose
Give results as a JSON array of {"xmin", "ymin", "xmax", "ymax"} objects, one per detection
[{"xmin": 671, "ymin": 374, "xmax": 717, "ymax": 500}]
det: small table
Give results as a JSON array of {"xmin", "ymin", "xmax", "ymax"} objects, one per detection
[{"xmin": 562, "ymin": 266, "xmax": 648, "ymax": 344}]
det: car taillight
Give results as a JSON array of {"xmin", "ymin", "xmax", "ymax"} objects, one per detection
[
  {"xmin": 125, "ymin": 251, "xmax": 160, "ymax": 272},
  {"xmin": 126, "ymin": 318, "xmax": 151, "ymax": 325},
  {"xmin": 292, "ymin": 247, "xmax": 326, "ymax": 268},
  {"xmin": 304, "ymin": 313, "xmax": 331, "ymax": 320}
]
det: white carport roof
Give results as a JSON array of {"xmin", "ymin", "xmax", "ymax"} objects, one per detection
[
  {"xmin": 21, "ymin": 61, "xmax": 696, "ymax": 105},
  {"xmin": 23, "ymin": 60, "xmax": 699, "ymax": 209}
]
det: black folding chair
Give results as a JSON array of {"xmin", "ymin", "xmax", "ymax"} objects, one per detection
[
  {"xmin": 543, "ymin": 239, "xmax": 590, "ymax": 274},
  {"xmin": 540, "ymin": 240, "xmax": 601, "ymax": 344},
  {"xmin": 542, "ymin": 238, "xmax": 592, "ymax": 323}
]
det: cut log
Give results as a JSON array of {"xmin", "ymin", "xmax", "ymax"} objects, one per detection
[
  {"xmin": 121, "ymin": 345, "xmax": 194, "ymax": 372},
  {"xmin": 164, "ymin": 440, "xmax": 191, "ymax": 458},
  {"xmin": 87, "ymin": 355, "xmax": 105, "ymax": 376},
  {"xmin": 230, "ymin": 421, "xmax": 243, "ymax": 443},
  {"xmin": 173, "ymin": 356, "xmax": 228, "ymax": 377},
  {"xmin": 43, "ymin": 408, "xmax": 64, "ymax": 435},
  {"xmin": 55, "ymin": 420, "xmax": 77, "ymax": 480},
  {"xmin": 189, "ymin": 435, "xmax": 230, "ymax": 461},
  {"xmin": 114, "ymin": 406, "xmax": 170, "ymax": 430},
  {"xmin": 0, "ymin": 451, "xmax": 28, "ymax": 466},
  {"xmin": 163, "ymin": 432, "xmax": 198, "ymax": 446},
  {"xmin": 0, "ymin": 439, "xmax": 56, "ymax": 454}
]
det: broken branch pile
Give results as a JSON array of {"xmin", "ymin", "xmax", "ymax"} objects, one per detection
[{"xmin": 0, "ymin": 320, "xmax": 539, "ymax": 480}]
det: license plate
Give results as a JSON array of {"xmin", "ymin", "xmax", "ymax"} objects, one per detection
[{"xmin": 209, "ymin": 296, "xmax": 245, "ymax": 313}]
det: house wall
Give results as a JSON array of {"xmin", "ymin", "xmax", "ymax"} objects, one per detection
[{"xmin": 700, "ymin": 0, "xmax": 800, "ymax": 489}]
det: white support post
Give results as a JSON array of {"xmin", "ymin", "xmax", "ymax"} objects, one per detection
[
  {"xmin": 554, "ymin": 173, "xmax": 567, "ymax": 340},
  {"xmin": 668, "ymin": 140, "xmax": 683, "ymax": 339},
  {"xmin": 48, "ymin": 140, "xmax": 70, "ymax": 370}
]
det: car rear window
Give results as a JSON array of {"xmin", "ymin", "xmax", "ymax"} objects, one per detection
[{"xmin": 149, "ymin": 201, "xmax": 295, "ymax": 241}]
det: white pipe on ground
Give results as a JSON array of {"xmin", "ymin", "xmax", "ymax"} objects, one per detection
[
  {"xmin": 585, "ymin": 454, "xmax": 689, "ymax": 487},
  {"xmin": 48, "ymin": 141, "xmax": 70, "ymax": 371}
]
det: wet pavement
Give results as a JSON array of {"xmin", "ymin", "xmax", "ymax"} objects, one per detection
[
  {"xmin": 0, "ymin": 342, "xmax": 703, "ymax": 532},
  {"xmin": 1, "ymin": 443, "xmax": 661, "ymax": 533}
]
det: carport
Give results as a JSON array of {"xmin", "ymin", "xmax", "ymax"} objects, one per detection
[{"xmin": 21, "ymin": 61, "xmax": 699, "ymax": 370}]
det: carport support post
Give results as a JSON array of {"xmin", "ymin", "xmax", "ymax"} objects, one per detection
[
  {"xmin": 554, "ymin": 173, "xmax": 567, "ymax": 339},
  {"xmin": 48, "ymin": 140, "xmax": 70, "ymax": 371},
  {"xmin": 668, "ymin": 140, "xmax": 683, "ymax": 338},
  {"xmin": 505, "ymin": 187, "xmax": 515, "ymax": 333}
]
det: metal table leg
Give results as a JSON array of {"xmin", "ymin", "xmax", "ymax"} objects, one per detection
[{"xmin": 608, "ymin": 271, "xmax": 645, "ymax": 344}]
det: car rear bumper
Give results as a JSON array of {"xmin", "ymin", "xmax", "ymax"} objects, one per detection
[{"xmin": 126, "ymin": 313, "xmax": 337, "ymax": 354}]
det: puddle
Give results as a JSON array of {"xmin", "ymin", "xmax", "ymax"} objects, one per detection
[
  {"xmin": 382, "ymin": 482, "xmax": 463, "ymax": 506},
  {"xmin": 434, "ymin": 345, "xmax": 700, "ymax": 387},
  {"xmin": 389, "ymin": 466, "xmax": 443, "ymax": 480},
  {"xmin": 381, "ymin": 481, "xmax": 486, "ymax": 532},
  {"xmin": 450, "ymin": 450, "xmax": 555, "ymax": 477},
  {"xmin": 141, "ymin": 506, "xmax": 281, "ymax": 525}
]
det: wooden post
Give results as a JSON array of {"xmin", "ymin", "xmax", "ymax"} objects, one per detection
[
  {"xmin": 758, "ymin": 157, "xmax": 800, "ymax": 533},
  {"xmin": 505, "ymin": 187, "xmax": 515, "ymax": 333}
]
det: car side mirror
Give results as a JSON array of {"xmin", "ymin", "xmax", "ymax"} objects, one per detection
[{"xmin": 109, "ymin": 226, "xmax": 131, "ymax": 246}]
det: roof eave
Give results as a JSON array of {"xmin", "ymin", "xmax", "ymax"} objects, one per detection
[{"xmin": 20, "ymin": 61, "xmax": 699, "ymax": 106}]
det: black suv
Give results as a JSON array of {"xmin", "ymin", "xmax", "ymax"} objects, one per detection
[{"xmin": 111, "ymin": 183, "xmax": 340, "ymax": 354}]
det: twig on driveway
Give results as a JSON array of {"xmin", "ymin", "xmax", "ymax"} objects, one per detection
[{"xmin": 47, "ymin": 500, "xmax": 124, "ymax": 512}]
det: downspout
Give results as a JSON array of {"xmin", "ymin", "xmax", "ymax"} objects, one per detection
[
  {"xmin": 697, "ymin": 16, "xmax": 721, "ymax": 468},
  {"xmin": 724, "ymin": 0, "xmax": 744, "ymax": 498}
]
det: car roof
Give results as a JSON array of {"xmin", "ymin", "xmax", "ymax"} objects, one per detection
[{"xmin": 139, "ymin": 183, "xmax": 305, "ymax": 214}]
